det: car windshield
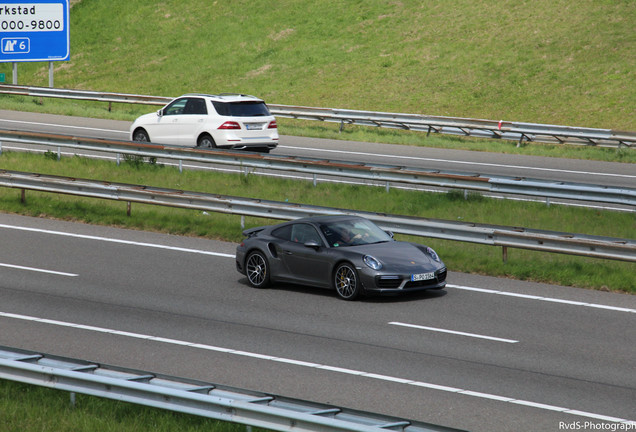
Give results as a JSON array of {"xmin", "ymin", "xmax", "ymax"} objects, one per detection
[
  {"xmin": 212, "ymin": 101, "xmax": 271, "ymax": 117},
  {"xmin": 319, "ymin": 218, "xmax": 393, "ymax": 248}
]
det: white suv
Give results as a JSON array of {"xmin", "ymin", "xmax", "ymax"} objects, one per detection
[{"xmin": 130, "ymin": 93, "xmax": 278, "ymax": 152}]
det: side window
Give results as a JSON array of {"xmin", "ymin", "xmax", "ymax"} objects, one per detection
[
  {"xmin": 164, "ymin": 99, "xmax": 187, "ymax": 116},
  {"xmin": 290, "ymin": 224, "xmax": 322, "ymax": 245},
  {"xmin": 272, "ymin": 225, "xmax": 293, "ymax": 242},
  {"xmin": 183, "ymin": 98, "xmax": 208, "ymax": 115}
]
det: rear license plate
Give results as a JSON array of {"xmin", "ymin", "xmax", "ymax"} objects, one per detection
[
  {"xmin": 245, "ymin": 123, "xmax": 264, "ymax": 130},
  {"xmin": 411, "ymin": 272, "xmax": 435, "ymax": 282}
]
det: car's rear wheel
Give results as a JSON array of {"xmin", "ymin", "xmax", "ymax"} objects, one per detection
[
  {"xmin": 133, "ymin": 128, "xmax": 150, "ymax": 142},
  {"xmin": 197, "ymin": 133, "xmax": 216, "ymax": 148},
  {"xmin": 245, "ymin": 251, "xmax": 270, "ymax": 288},
  {"xmin": 334, "ymin": 263, "xmax": 362, "ymax": 300}
]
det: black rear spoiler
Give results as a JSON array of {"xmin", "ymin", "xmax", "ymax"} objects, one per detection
[{"xmin": 242, "ymin": 227, "xmax": 265, "ymax": 238}]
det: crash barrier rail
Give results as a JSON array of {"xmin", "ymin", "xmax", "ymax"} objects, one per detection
[
  {"xmin": 1, "ymin": 84, "xmax": 634, "ymax": 148},
  {"xmin": 0, "ymin": 346, "xmax": 462, "ymax": 432},
  {"xmin": 0, "ymin": 169, "xmax": 634, "ymax": 262},
  {"xmin": 1, "ymin": 129, "xmax": 634, "ymax": 210}
]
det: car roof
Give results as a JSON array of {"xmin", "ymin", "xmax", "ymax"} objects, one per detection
[
  {"xmin": 179, "ymin": 93, "xmax": 264, "ymax": 103},
  {"xmin": 288, "ymin": 214, "xmax": 364, "ymax": 225}
]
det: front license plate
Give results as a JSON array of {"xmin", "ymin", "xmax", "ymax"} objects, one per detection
[{"xmin": 411, "ymin": 272, "xmax": 435, "ymax": 282}]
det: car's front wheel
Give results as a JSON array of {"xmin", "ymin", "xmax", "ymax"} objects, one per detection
[
  {"xmin": 334, "ymin": 263, "xmax": 362, "ymax": 300},
  {"xmin": 132, "ymin": 128, "xmax": 150, "ymax": 142},
  {"xmin": 245, "ymin": 251, "xmax": 270, "ymax": 288},
  {"xmin": 197, "ymin": 133, "xmax": 216, "ymax": 148}
]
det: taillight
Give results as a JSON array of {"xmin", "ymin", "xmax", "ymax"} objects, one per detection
[
  {"xmin": 268, "ymin": 120, "xmax": 277, "ymax": 129},
  {"xmin": 218, "ymin": 121, "xmax": 241, "ymax": 130}
]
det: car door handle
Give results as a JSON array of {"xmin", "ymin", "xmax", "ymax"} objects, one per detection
[{"xmin": 283, "ymin": 250, "xmax": 293, "ymax": 255}]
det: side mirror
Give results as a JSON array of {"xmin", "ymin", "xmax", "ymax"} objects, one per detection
[
  {"xmin": 304, "ymin": 240, "xmax": 321, "ymax": 250},
  {"xmin": 385, "ymin": 230, "xmax": 394, "ymax": 238},
  {"xmin": 157, "ymin": 109, "xmax": 164, "ymax": 117}
]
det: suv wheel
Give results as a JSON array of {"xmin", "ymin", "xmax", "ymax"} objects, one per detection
[{"xmin": 197, "ymin": 133, "xmax": 216, "ymax": 148}]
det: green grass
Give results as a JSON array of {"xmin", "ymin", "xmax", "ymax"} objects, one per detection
[
  {"xmin": 1, "ymin": 151, "xmax": 634, "ymax": 293},
  {"xmin": 0, "ymin": 379, "xmax": 272, "ymax": 432},
  {"xmin": 0, "ymin": 0, "xmax": 633, "ymax": 131}
]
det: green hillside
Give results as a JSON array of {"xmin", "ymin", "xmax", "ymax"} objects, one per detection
[{"xmin": 1, "ymin": 0, "xmax": 634, "ymax": 130}]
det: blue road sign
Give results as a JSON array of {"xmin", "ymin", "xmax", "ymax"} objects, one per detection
[{"xmin": 0, "ymin": 0, "xmax": 69, "ymax": 62}]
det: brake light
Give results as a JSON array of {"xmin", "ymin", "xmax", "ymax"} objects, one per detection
[
  {"xmin": 218, "ymin": 121, "xmax": 241, "ymax": 130},
  {"xmin": 268, "ymin": 120, "xmax": 277, "ymax": 129}
]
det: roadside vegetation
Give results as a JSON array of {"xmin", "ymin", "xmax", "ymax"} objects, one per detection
[
  {"xmin": 0, "ymin": 1, "xmax": 634, "ymax": 430},
  {"xmin": 0, "ymin": 379, "xmax": 272, "ymax": 432}
]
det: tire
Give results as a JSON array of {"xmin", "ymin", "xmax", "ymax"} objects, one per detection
[
  {"xmin": 197, "ymin": 133, "xmax": 216, "ymax": 148},
  {"xmin": 133, "ymin": 128, "xmax": 150, "ymax": 142},
  {"xmin": 245, "ymin": 251, "xmax": 270, "ymax": 288},
  {"xmin": 333, "ymin": 263, "xmax": 362, "ymax": 300}
]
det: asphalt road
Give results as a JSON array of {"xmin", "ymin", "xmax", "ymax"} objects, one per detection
[
  {"xmin": 0, "ymin": 110, "xmax": 635, "ymax": 431},
  {"xmin": 1, "ymin": 213, "xmax": 634, "ymax": 432},
  {"xmin": 1, "ymin": 109, "xmax": 635, "ymax": 190}
]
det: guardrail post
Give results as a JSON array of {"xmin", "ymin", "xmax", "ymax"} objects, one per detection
[
  {"xmin": 502, "ymin": 246, "xmax": 508, "ymax": 263},
  {"xmin": 0, "ymin": 140, "xmax": 2, "ymax": 156},
  {"xmin": 116, "ymin": 153, "xmax": 120, "ymax": 166},
  {"xmin": 20, "ymin": 189, "xmax": 25, "ymax": 204},
  {"xmin": 57, "ymin": 147, "xmax": 61, "ymax": 161},
  {"xmin": 127, "ymin": 201, "xmax": 131, "ymax": 216},
  {"xmin": 179, "ymin": 159, "xmax": 183, "ymax": 173}
]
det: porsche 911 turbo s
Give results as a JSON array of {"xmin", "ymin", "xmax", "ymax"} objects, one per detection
[{"xmin": 235, "ymin": 215, "xmax": 447, "ymax": 300}]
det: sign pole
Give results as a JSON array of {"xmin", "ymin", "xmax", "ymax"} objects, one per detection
[
  {"xmin": 49, "ymin": 61, "xmax": 54, "ymax": 87},
  {"xmin": 12, "ymin": 63, "xmax": 17, "ymax": 85}
]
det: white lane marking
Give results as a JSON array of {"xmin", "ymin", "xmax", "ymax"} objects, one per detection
[
  {"xmin": 280, "ymin": 145, "xmax": 636, "ymax": 180},
  {"xmin": 1, "ymin": 223, "xmax": 633, "ymax": 313},
  {"xmin": 0, "ymin": 310, "xmax": 632, "ymax": 424},
  {"xmin": 0, "ymin": 262, "xmax": 78, "ymax": 277},
  {"xmin": 447, "ymin": 284, "xmax": 636, "ymax": 314},
  {"xmin": 0, "ymin": 224, "xmax": 234, "ymax": 258},
  {"xmin": 0, "ymin": 118, "xmax": 130, "ymax": 135},
  {"xmin": 389, "ymin": 321, "xmax": 518, "ymax": 343}
]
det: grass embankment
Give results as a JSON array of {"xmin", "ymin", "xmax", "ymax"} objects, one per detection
[
  {"xmin": 0, "ymin": 151, "xmax": 634, "ymax": 293},
  {"xmin": 0, "ymin": 0, "xmax": 634, "ymax": 131},
  {"xmin": 0, "ymin": 379, "xmax": 272, "ymax": 432}
]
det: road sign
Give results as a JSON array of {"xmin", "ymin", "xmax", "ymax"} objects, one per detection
[{"xmin": 0, "ymin": 0, "xmax": 69, "ymax": 62}]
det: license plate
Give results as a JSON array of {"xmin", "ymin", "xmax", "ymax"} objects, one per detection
[
  {"xmin": 245, "ymin": 123, "xmax": 264, "ymax": 130},
  {"xmin": 411, "ymin": 272, "xmax": 435, "ymax": 282}
]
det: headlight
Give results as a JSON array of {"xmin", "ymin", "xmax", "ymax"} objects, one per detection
[
  {"xmin": 363, "ymin": 255, "xmax": 382, "ymax": 270},
  {"xmin": 426, "ymin": 247, "xmax": 441, "ymax": 262}
]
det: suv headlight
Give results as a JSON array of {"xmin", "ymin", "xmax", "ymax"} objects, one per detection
[{"xmin": 363, "ymin": 255, "xmax": 382, "ymax": 270}]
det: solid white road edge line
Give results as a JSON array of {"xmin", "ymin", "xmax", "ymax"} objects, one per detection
[
  {"xmin": 2, "ymin": 222, "xmax": 633, "ymax": 313},
  {"xmin": 0, "ymin": 262, "xmax": 78, "ymax": 277},
  {"xmin": 0, "ymin": 224, "xmax": 235, "ymax": 258},
  {"xmin": 447, "ymin": 284, "xmax": 636, "ymax": 314},
  {"xmin": 0, "ymin": 118, "xmax": 130, "ymax": 135},
  {"xmin": 280, "ymin": 145, "xmax": 636, "ymax": 180},
  {"xmin": 0, "ymin": 310, "xmax": 632, "ymax": 425},
  {"xmin": 389, "ymin": 321, "xmax": 519, "ymax": 343}
]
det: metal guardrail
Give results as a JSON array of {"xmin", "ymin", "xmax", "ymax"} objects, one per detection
[
  {"xmin": 1, "ymin": 129, "xmax": 634, "ymax": 209},
  {"xmin": 1, "ymin": 84, "xmax": 634, "ymax": 148},
  {"xmin": 0, "ymin": 346, "xmax": 462, "ymax": 432},
  {"xmin": 0, "ymin": 169, "xmax": 634, "ymax": 262}
]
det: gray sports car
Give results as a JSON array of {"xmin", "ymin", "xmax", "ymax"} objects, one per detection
[{"xmin": 235, "ymin": 215, "xmax": 447, "ymax": 300}]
